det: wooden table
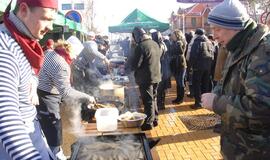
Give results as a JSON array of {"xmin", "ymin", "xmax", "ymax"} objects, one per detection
[{"xmin": 83, "ymin": 122, "xmax": 142, "ymax": 136}]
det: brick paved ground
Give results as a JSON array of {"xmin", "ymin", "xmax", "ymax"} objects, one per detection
[{"xmin": 145, "ymin": 81, "xmax": 223, "ymax": 160}]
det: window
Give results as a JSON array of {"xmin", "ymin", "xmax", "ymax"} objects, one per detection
[
  {"xmin": 62, "ymin": 4, "xmax": 72, "ymax": 10},
  {"xmin": 74, "ymin": 3, "xmax": 84, "ymax": 10},
  {"xmin": 191, "ymin": 17, "xmax": 196, "ymax": 27}
]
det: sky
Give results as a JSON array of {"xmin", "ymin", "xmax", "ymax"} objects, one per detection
[{"xmin": 93, "ymin": 0, "xmax": 194, "ymax": 33}]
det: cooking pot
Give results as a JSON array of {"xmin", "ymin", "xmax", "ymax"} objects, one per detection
[
  {"xmin": 81, "ymin": 100, "xmax": 124, "ymax": 122},
  {"xmin": 95, "ymin": 99, "xmax": 124, "ymax": 112},
  {"xmin": 118, "ymin": 112, "xmax": 147, "ymax": 128},
  {"xmin": 99, "ymin": 83, "xmax": 125, "ymax": 102}
]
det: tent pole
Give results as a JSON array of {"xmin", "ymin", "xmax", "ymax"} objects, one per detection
[{"xmin": 182, "ymin": 13, "xmax": 185, "ymax": 34}]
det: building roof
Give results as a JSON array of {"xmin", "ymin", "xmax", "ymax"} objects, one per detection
[
  {"xmin": 185, "ymin": 3, "xmax": 218, "ymax": 16},
  {"xmin": 177, "ymin": 5, "xmax": 194, "ymax": 14},
  {"xmin": 186, "ymin": 3, "xmax": 208, "ymax": 16}
]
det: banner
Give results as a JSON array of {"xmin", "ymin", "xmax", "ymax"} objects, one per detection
[{"xmin": 177, "ymin": 0, "xmax": 223, "ymax": 3}]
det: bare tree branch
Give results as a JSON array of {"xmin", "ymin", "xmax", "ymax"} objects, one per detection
[{"xmin": 82, "ymin": 0, "xmax": 97, "ymax": 32}]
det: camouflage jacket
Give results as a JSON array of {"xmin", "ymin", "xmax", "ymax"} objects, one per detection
[{"xmin": 213, "ymin": 24, "xmax": 270, "ymax": 159}]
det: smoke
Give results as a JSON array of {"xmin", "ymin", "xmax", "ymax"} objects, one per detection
[
  {"xmin": 72, "ymin": 66, "xmax": 101, "ymax": 98},
  {"xmin": 126, "ymin": 71, "xmax": 140, "ymax": 110},
  {"xmin": 72, "ymin": 134, "xmax": 144, "ymax": 160},
  {"xmin": 61, "ymin": 99, "xmax": 86, "ymax": 137}
]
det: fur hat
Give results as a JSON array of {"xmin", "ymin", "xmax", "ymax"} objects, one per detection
[
  {"xmin": 208, "ymin": 0, "xmax": 249, "ymax": 30},
  {"xmin": 17, "ymin": 0, "xmax": 58, "ymax": 9}
]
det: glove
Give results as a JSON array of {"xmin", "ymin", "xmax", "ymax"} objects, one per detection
[
  {"xmin": 29, "ymin": 76, "xmax": 39, "ymax": 105},
  {"xmin": 201, "ymin": 93, "xmax": 217, "ymax": 111}
]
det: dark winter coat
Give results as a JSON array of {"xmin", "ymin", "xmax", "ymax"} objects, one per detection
[
  {"xmin": 213, "ymin": 22, "xmax": 270, "ymax": 160},
  {"xmin": 170, "ymin": 40, "xmax": 187, "ymax": 75},
  {"xmin": 189, "ymin": 35, "xmax": 214, "ymax": 71},
  {"xmin": 130, "ymin": 38, "xmax": 161, "ymax": 85}
]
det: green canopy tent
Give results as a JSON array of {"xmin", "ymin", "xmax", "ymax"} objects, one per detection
[{"xmin": 108, "ymin": 9, "xmax": 170, "ymax": 33}]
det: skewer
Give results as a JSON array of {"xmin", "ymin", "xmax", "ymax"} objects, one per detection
[{"xmin": 95, "ymin": 103, "xmax": 115, "ymax": 108}]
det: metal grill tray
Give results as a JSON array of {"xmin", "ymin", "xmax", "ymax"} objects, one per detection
[{"xmin": 70, "ymin": 133, "xmax": 153, "ymax": 160}]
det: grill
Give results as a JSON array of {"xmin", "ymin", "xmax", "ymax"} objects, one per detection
[{"xmin": 70, "ymin": 133, "xmax": 153, "ymax": 160}]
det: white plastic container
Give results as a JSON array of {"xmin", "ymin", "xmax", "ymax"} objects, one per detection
[{"xmin": 95, "ymin": 108, "xmax": 119, "ymax": 132}]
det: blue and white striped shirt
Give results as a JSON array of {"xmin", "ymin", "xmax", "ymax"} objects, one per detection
[
  {"xmin": 38, "ymin": 50, "xmax": 71, "ymax": 96},
  {"xmin": 38, "ymin": 50, "xmax": 91, "ymax": 119},
  {"xmin": 0, "ymin": 20, "xmax": 42, "ymax": 160}
]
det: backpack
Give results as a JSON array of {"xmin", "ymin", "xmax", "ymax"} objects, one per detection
[{"xmin": 190, "ymin": 36, "xmax": 214, "ymax": 61}]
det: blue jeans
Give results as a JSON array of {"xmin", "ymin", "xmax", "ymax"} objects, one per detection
[
  {"xmin": 0, "ymin": 118, "xmax": 56, "ymax": 160},
  {"xmin": 174, "ymin": 68, "xmax": 186, "ymax": 87},
  {"xmin": 173, "ymin": 68, "xmax": 186, "ymax": 100}
]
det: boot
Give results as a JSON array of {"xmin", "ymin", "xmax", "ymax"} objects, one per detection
[
  {"xmin": 157, "ymin": 92, "xmax": 165, "ymax": 110},
  {"xmin": 172, "ymin": 98, "xmax": 183, "ymax": 104},
  {"xmin": 190, "ymin": 101, "xmax": 202, "ymax": 109},
  {"xmin": 141, "ymin": 123, "xmax": 152, "ymax": 131},
  {"xmin": 148, "ymin": 137, "xmax": 161, "ymax": 149},
  {"xmin": 153, "ymin": 120, "xmax": 158, "ymax": 127},
  {"xmin": 172, "ymin": 86, "xmax": 184, "ymax": 104}
]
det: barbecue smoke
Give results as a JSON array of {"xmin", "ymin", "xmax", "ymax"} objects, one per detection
[
  {"xmin": 61, "ymin": 99, "xmax": 86, "ymax": 137},
  {"xmin": 72, "ymin": 134, "xmax": 144, "ymax": 160},
  {"xmin": 126, "ymin": 72, "xmax": 140, "ymax": 110}
]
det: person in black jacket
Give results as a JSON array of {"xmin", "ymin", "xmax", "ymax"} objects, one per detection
[
  {"xmin": 151, "ymin": 31, "xmax": 170, "ymax": 110},
  {"xmin": 130, "ymin": 27, "xmax": 161, "ymax": 131},
  {"xmin": 170, "ymin": 30, "xmax": 187, "ymax": 104},
  {"xmin": 189, "ymin": 28, "xmax": 214, "ymax": 109}
]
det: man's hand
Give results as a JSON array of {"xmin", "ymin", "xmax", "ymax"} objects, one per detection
[
  {"xmin": 201, "ymin": 93, "xmax": 217, "ymax": 111},
  {"xmin": 104, "ymin": 58, "xmax": 110, "ymax": 65},
  {"xmin": 87, "ymin": 95, "xmax": 96, "ymax": 109},
  {"xmin": 88, "ymin": 95, "xmax": 96, "ymax": 104}
]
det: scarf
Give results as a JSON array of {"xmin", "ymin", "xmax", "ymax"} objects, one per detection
[
  {"xmin": 54, "ymin": 48, "xmax": 72, "ymax": 65},
  {"xmin": 3, "ymin": 2, "xmax": 44, "ymax": 75}
]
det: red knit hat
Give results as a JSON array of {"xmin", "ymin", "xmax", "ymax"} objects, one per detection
[{"xmin": 17, "ymin": 0, "xmax": 58, "ymax": 9}]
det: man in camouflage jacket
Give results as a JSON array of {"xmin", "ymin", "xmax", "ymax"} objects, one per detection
[{"xmin": 202, "ymin": 0, "xmax": 270, "ymax": 159}]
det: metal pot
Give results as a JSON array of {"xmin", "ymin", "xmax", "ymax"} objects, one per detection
[
  {"xmin": 99, "ymin": 84, "xmax": 125, "ymax": 101},
  {"xmin": 118, "ymin": 112, "xmax": 147, "ymax": 128},
  {"xmin": 81, "ymin": 100, "xmax": 124, "ymax": 122},
  {"xmin": 95, "ymin": 100, "xmax": 124, "ymax": 112}
]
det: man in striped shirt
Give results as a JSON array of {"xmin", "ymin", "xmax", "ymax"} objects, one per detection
[
  {"xmin": 0, "ymin": 0, "xmax": 58, "ymax": 159},
  {"xmin": 37, "ymin": 40, "xmax": 95, "ymax": 160}
]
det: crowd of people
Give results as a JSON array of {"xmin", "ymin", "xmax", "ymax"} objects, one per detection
[
  {"xmin": 126, "ymin": 0, "xmax": 270, "ymax": 159},
  {"xmin": 125, "ymin": 27, "xmax": 219, "ymax": 131},
  {"xmin": 0, "ymin": 0, "xmax": 269, "ymax": 159}
]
